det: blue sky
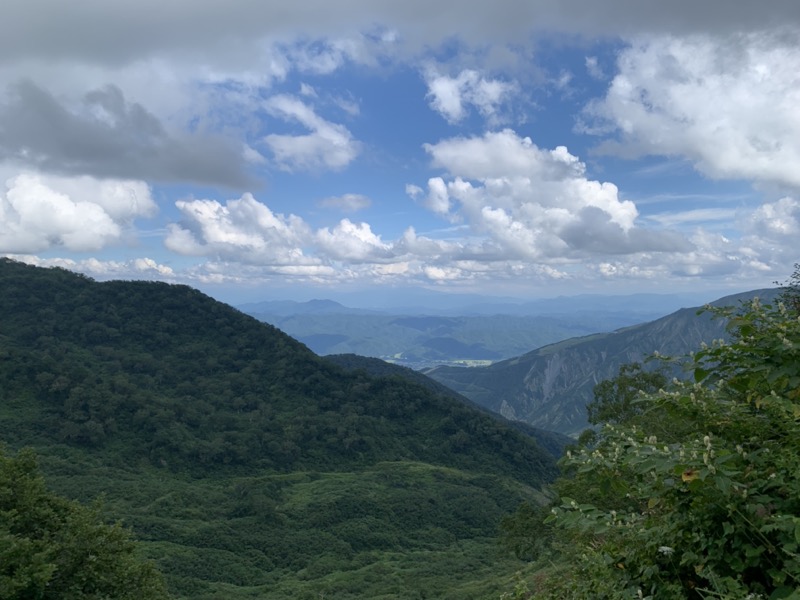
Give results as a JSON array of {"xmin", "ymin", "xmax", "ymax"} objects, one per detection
[{"xmin": 1, "ymin": 1, "xmax": 799, "ymax": 306}]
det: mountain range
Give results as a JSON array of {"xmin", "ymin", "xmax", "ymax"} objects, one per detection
[
  {"xmin": 239, "ymin": 297, "xmax": 699, "ymax": 369},
  {"xmin": 240, "ymin": 290, "xmax": 717, "ymax": 317},
  {"xmin": 425, "ymin": 288, "xmax": 777, "ymax": 436}
]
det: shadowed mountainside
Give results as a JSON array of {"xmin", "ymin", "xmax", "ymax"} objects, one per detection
[
  {"xmin": 324, "ymin": 353, "xmax": 572, "ymax": 459},
  {"xmin": 426, "ymin": 289, "xmax": 778, "ymax": 436}
]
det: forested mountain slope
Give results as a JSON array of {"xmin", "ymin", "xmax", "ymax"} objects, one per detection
[
  {"xmin": 324, "ymin": 353, "xmax": 572, "ymax": 459},
  {"xmin": 427, "ymin": 288, "xmax": 777, "ymax": 436},
  {"xmin": 0, "ymin": 258, "xmax": 557, "ymax": 598}
]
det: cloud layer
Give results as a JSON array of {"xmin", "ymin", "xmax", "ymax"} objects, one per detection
[
  {"xmin": 0, "ymin": 81, "xmax": 254, "ymax": 187},
  {"xmin": 2, "ymin": 2, "xmax": 799, "ymax": 294},
  {"xmin": 3, "ymin": 0, "xmax": 799, "ymax": 66}
]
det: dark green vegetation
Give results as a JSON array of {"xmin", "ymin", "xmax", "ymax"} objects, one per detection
[
  {"xmin": 0, "ymin": 447, "xmax": 169, "ymax": 599},
  {"xmin": 0, "ymin": 258, "xmax": 557, "ymax": 598},
  {"xmin": 325, "ymin": 353, "xmax": 572, "ymax": 460},
  {"xmin": 502, "ymin": 275, "xmax": 800, "ymax": 598},
  {"xmin": 242, "ymin": 303, "xmax": 658, "ymax": 369},
  {"xmin": 428, "ymin": 289, "xmax": 776, "ymax": 436}
]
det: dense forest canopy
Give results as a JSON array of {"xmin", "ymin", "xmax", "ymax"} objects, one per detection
[
  {"xmin": 0, "ymin": 258, "xmax": 556, "ymax": 480},
  {"xmin": 0, "ymin": 258, "xmax": 558, "ymax": 598}
]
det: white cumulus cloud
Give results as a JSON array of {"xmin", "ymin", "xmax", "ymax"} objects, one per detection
[
  {"xmin": 0, "ymin": 172, "xmax": 155, "ymax": 252},
  {"xmin": 5, "ymin": 255, "xmax": 174, "ymax": 279},
  {"xmin": 746, "ymin": 196, "xmax": 800, "ymax": 240},
  {"xmin": 584, "ymin": 30, "xmax": 800, "ymax": 190},
  {"xmin": 418, "ymin": 129, "xmax": 687, "ymax": 260},
  {"xmin": 263, "ymin": 94, "xmax": 361, "ymax": 172},
  {"xmin": 424, "ymin": 68, "xmax": 517, "ymax": 124},
  {"xmin": 315, "ymin": 219, "xmax": 392, "ymax": 262},
  {"xmin": 165, "ymin": 193, "xmax": 316, "ymax": 265}
]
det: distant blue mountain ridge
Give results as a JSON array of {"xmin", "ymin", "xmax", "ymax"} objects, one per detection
[{"xmin": 238, "ymin": 291, "xmax": 739, "ymax": 369}]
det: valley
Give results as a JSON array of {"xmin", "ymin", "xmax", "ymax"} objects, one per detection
[{"xmin": 0, "ymin": 259, "xmax": 556, "ymax": 599}]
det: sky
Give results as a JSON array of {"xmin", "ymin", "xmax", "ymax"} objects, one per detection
[{"xmin": 1, "ymin": 1, "xmax": 799, "ymax": 306}]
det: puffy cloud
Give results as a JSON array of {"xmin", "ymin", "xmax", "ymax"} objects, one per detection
[
  {"xmin": 263, "ymin": 95, "xmax": 361, "ymax": 172},
  {"xmin": 165, "ymin": 193, "xmax": 316, "ymax": 265},
  {"xmin": 186, "ymin": 260, "xmax": 340, "ymax": 285},
  {"xmin": 746, "ymin": 196, "xmax": 800, "ymax": 239},
  {"xmin": 395, "ymin": 227, "xmax": 460, "ymax": 258},
  {"xmin": 5, "ymin": 255, "xmax": 174, "ymax": 278},
  {"xmin": 425, "ymin": 130, "xmax": 583, "ymax": 181},
  {"xmin": 159, "ymin": 191, "xmax": 520, "ymax": 283},
  {"xmin": 2, "ymin": 2, "xmax": 794, "ymax": 293},
  {"xmin": 315, "ymin": 219, "xmax": 392, "ymax": 262},
  {"xmin": 590, "ymin": 222, "xmax": 786, "ymax": 285},
  {"xmin": 0, "ymin": 172, "xmax": 155, "ymax": 252},
  {"xmin": 165, "ymin": 193, "xmax": 433, "ymax": 270},
  {"xmin": 422, "ymin": 265, "xmax": 465, "ymax": 281},
  {"xmin": 318, "ymin": 193, "xmax": 371, "ymax": 212},
  {"xmin": 424, "ymin": 68, "xmax": 516, "ymax": 124},
  {"xmin": 30, "ymin": 173, "xmax": 157, "ymax": 222},
  {"xmin": 584, "ymin": 31, "xmax": 800, "ymax": 190},
  {"xmin": 560, "ymin": 207, "xmax": 693, "ymax": 254},
  {"xmin": 0, "ymin": 81, "xmax": 255, "ymax": 187},
  {"xmin": 419, "ymin": 177, "xmax": 452, "ymax": 216},
  {"xmin": 418, "ymin": 129, "xmax": 687, "ymax": 259}
]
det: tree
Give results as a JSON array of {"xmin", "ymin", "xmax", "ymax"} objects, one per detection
[
  {"xmin": 778, "ymin": 262, "xmax": 800, "ymax": 314},
  {"xmin": 0, "ymin": 447, "xmax": 170, "ymax": 599},
  {"xmin": 587, "ymin": 362, "xmax": 667, "ymax": 426},
  {"xmin": 523, "ymin": 292, "xmax": 800, "ymax": 599}
]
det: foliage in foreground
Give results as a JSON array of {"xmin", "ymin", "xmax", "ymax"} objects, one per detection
[
  {"xmin": 505, "ymin": 278, "xmax": 800, "ymax": 599},
  {"xmin": 0, "ymin": 447, "xmax": 169, "ymax": 600}
]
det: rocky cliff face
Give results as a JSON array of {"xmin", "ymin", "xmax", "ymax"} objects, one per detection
[{"xmin": 427, "ymin": 289, "xmax": 776, "ymax": 436}]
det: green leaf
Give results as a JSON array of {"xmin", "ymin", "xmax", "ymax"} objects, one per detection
[
  {"xmin": 714, "ymin": 475, "xmax": 732, "ymax": 495},
  {"xmin": 768, "ymin": 586, "xmax": 796, "ymax": 600}
]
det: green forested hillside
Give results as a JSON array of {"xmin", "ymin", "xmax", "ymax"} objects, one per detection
[
  {"xmin": 0, "ymin": 259, "xmax": 556, "ymax": 598},
  {"xmin": 324, "ymin": 353, "xmax": 572, "ymax": 460}
]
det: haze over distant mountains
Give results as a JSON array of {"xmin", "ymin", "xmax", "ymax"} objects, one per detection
[
  {"xmin": 239, "ymin": 290, "xmax": 718, "ymax": 318},
  {"xmin": 239, "ymin": 291, "xmax": 721, "ymax": 369}
]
